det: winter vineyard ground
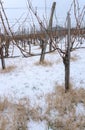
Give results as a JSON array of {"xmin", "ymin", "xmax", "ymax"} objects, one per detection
[{"xmin": 0, "ymin": 42, "xmax": 85, "ymax": 130}]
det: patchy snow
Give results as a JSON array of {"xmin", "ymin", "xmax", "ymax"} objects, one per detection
[
  {"xmin": 70, "ymin": 48, "xmax": 85, "ymax": 88},
  {"xmin": 28, "ymin": 121, "xmax": 47, "ymax": 130},
  {"xmin": 0, "ymin": 41, "xmax": 85, "ymax": 129},
  {"xmin": 0, "ymin": 48, "xmax": 64, "ymax": 101},
  {"xmin": 76, "ymin": 103, "xmax": 85, "ymax": 116}
]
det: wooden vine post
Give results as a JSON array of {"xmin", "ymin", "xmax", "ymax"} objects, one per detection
[
  {"xmin": 0, "ymin": 37, "xmax": 5, "ymax": 69},
  {"xmin": 63, "ymin": 12, "xmax": 71, "ymax": 92}
]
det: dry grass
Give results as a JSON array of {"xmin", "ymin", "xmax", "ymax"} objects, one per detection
[
  {"xmin": 0, "ymin": 84, "xmax": 85, "ymax": 130},
  {"xmin": 0, "ymin": 97, "xmax": 42, "ymax": 130},
  {"xmin": 0, "ymin": 97, "xmax": 10, "ymax": 111},
  {"xmin": 35, "ymin": 60, "xmax": 53, "ymax": 67},
  {"xmin": 0, "ymin": 65, "xmax": 16, "ymax": 73},
  {"xmin": 0, "ymin": 97, "xmax": 29, "ymax": 130},
  {"xmin": 70, "ymin": 54, "xmax": 79, "ymax": 62},
  {"xmin": 45, "ymin": 84, "xmax": 85, "ymax": 130},
  {"xmin": 28, "ymin": 105, "xmax": 41, "ymax": 121}
]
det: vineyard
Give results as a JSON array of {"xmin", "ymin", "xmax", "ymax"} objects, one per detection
[{"xmin": 0, "ymin": 0, "xmax": 85, "ymax": 130}]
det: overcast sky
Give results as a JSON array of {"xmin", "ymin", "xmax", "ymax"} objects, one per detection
[{"xmin": 1, "ymin": 0, "xmax": 85, "ymax": 30}]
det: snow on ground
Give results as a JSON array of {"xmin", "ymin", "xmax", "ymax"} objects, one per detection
[
  {"xmin": 0, "ymin": 45, "xmax": 85, "ymax": 99},
  {"xmin": 70, "ymin": 48, "xmax": 85, "ymax": 88},
  {"xmin": 28, "ymin": 120, "xmax": 48, "ymax": 130},
  {"xmin": 0, "ymin": 46, "xmax": 64, "ymax": 101},
  {"xmin": 76, "ymin": 103, "xmax": 85, "ymax": 116},
  {"xmin": 0, "ymin": 42, "xmax": 85, "ymax": 129}
]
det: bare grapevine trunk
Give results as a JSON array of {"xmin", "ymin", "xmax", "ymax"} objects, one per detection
[
  {"xmin": 63, "ymin": 52, "xmax": 70, "ymax": 92},
  {"xmin": 40, "ymin": 40, "xmax": 47, "ymax": 63},
  {"xmin": 0, "ymin": 45, "xmax": 5, "ymax": 69}
]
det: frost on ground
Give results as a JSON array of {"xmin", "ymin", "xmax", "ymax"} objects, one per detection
[{"xmin": 0, "ymin": 43, "xmax": 85, "ymax": 130}]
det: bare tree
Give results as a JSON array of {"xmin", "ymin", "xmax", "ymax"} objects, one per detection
[
  {"xmin": 27, "ymin": 0, "xmax": 85, "ymax": 92},
  {"xmin": 0, "ymin": 41, "xmax": 5, "ymax": 69},
  {"xmin": 0, "ymin": 0, "xmax": 84, "ymax": 91}
]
